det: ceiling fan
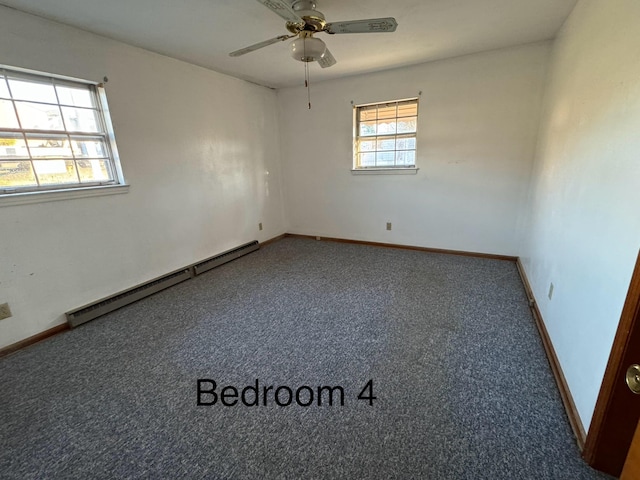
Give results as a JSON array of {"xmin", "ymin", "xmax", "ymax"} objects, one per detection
[{"xmin": 229, "ymin": 0, "xmax": 398, "ymax": 68}]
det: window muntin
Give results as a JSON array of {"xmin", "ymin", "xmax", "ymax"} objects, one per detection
[
  {"xmin": 0, "ymin": 67, "xmax": 122, "ymax": 194},
  {"xmin": 354, "ymin": 98, "xmax": 418, "ymax": 169}
]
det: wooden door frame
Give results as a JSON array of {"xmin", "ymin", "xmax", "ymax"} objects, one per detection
[{"xmin": 583, "ymin": 250, "xmax": 640, "ymax": 475}]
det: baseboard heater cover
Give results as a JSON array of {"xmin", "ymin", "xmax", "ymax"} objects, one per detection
[
  {"xmin": 193, "ymin": 240, "xmax": 259, "ymax": 276},
  {"xmin": 66, "ymin": 268, "xmax": 192, "ymax": 328}
]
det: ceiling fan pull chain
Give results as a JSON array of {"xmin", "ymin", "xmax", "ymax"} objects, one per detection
[
  {"xmin": 306, "ymin": 62, "xmax": 312, "ymax": 109},
  {"xmin": 303, "ymin": 38, "xmax": 311, "ymax": 109}
]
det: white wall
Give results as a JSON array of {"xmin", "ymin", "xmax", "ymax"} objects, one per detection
[
  {"xmin": 0, "ymin": 6, "xmax": 287, "ymax": 349},
  {"xmin": 277, "ymin": 43, "xmax": 550, "ymax": 256},
  {"xmin": 520, "ymin": 0, "xmax": 640, "ymax": 430}
]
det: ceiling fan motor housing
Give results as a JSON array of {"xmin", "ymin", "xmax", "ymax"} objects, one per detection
[{"xmin": 286, "ymin": 0, "xmax": 326, "ymax": 33}]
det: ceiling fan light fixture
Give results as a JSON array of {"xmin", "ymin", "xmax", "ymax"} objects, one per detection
[{"xmin": 291, "ymin": 36, "xmax": 326, "ymax": 62}]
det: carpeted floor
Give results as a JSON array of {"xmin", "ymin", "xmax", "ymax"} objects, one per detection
[{"xmin": 0, "ymin": 238, "xmax": 612, "ymax": 479}]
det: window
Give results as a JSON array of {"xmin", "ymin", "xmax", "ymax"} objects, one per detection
[
  {"xmin": 353, "ymin": 98, "xmax": 418, "ymax": 171},
  {"xmin": 0, "ymin": 66, "xmax": 124, "ymax": 195}
]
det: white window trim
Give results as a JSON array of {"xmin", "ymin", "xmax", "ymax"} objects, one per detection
[
  {"xmin": 0, "ymin": 183, "xmax": 129, "ymax": 207},
  {"xmin": 350, "ymin": 167, "xmax": 419, "ymax": 175},
  {"xmin": 0, "ymin": 64, "xmax": 127, "ymax": 198}
]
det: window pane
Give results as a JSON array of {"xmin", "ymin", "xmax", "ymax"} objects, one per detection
[
  {"xmin": 26, "ymin": 135, "xmax": 73, "ymax": 158},
  {"xmin": 56, "ymin": 85, "xmax": 95, "ymax": 108},
  {"xmin": 396, "ymin": 136, "xmax": 416, "ymax": 150},
  {"xmin": 358, "ymin": 152, "xmax": 375, "ymax": 167},
  {"xmin": 359, "ymin": 106, "xmax": 377, "ymax": 122},
  {"xmin": 71, "ymin": 137, "xmax": 107, "ymax": 158},
  {"xmin": 33, "ymin": 159, "xmax": 78, "ymax": 185},
  {"xmin": 0, "ymin": 99, "xmax": 19, "ymax": 128},
  {"xmin": 77, "ymin": 159, "xmax": 113, "ymax": 183},
  {"xmin": 397, "ymin": 102, "xmax": 418, "ymax": 117},
  {"xmin": 359, "ymin": 121, "xmax": 377, "ymax": 136},
  {"xmin": 377, "ymin": 138, "xmax": 396, "ymax": 151},
  {"xmin": 376, "ymin": 151, "xmax": 395, "ymax": 166},
  {"xmin": 0, "ymin": 161, "xmax": 37, "ymax": 187},
  {"xmin": 62, "ymin": 107, "xmax": 101, "ymax": 133},
  {"xmin": 8, "ymin": 78, "xmax": 57, "ymax": 103},
  {"xmin": 15, "ymin": 101, "xmax": 64, "ymax": 130},
  {"xmin": 358, "ymin": 139, "xmax": 376, "ymax": 152},
  {"xmin": 377, "ymin": 121, "xmax": 396, "ymax": 135},
  {"xmin": 0, "ymin": 133, "xmax": 29, "ymax": 158},
  {"xmin": 377, "ymin": 105, "xmax": 397, "ymax": 119},
  {"xmin": 396, "ymin": 150, "xmax": 416, "ymax": 166},
  {"xmin": 0, "ymin": 79, "xmax": 10, "ymax": 99},
  {"xmin": 397, "ymin": 117, "xmax": 417, "ymax": 134}
]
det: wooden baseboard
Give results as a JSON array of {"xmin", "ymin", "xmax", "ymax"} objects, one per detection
[
  {"xmin": 0, "ymin": 323, "xmax": 69, "ymax": 359},
  {"xmin": 516, "ymin": 258, "xmax": 586, "ymax": 448},
  {"xmin": 285, "ymin": 233, "xmax": 518, "ymax": 262},
  {"xmin": 260, "ymin": 233, "xmax": 287, "ymax": 248}
]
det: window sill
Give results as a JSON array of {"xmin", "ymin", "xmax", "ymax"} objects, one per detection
[
  {"xmin": 351, "ymin": 168, "xmax": 419, "ymax": 175},
  {"xmin": 0, "ymin": 184, "xmax": 130, "ymax": 207}
]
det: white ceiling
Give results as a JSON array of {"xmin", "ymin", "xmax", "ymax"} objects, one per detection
[{"xmin": 0, "ymin": 0, "xmax": 578, "ymax": 89}]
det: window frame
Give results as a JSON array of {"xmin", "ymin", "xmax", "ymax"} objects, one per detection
[
  {"xmin": 352, "ymin": 97, "xmax": 419, "ymax": 174},
  {"xmin": 0, "ymin": 65, "xmax": 126, "ymax": 200}
]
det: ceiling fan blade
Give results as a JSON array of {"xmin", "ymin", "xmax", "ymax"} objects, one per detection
[
  {"xmin": 229, "ymin": 35, "xmax": 294, "ymax": 57},
  {"xmin": 325, "ymin": 17, "xmax": 398, "ymax": 34},
  {"xmin": 255, "ymin": 0, "xmax": 305, "ymax": 25},
  {"xmin": 318, "ymin": 48, "xmax": 336, "ymax": 68}
]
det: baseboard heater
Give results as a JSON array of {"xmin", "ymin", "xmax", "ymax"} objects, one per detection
[
  {"xmin": 66, "ymin": 268, "xmax": 192, "ymax": 328},
  {"xmin": 193, "ymin": 240, "xmax": 259, "ymax": 276},
  {"xmin": 66, "ymin": 240, "xmax": 259, "ymax": 328}
]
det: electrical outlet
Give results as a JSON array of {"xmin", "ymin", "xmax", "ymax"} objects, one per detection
[
  {"xmin": 548, "ymin": 283, "xmax": 554, "ymax": 300},
  {"xmin": 0, "ymin": 303, "xmax": 12, "ymax": 321},
  {"xmin": 386, "ymin": 222, "xmax": 392, "ymax": 231},
  {"xmin": 258, "ymin": 222, "xmax": 263, "ymax": 231}
]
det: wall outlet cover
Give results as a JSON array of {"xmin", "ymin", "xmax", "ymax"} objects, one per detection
[{"xmin": 386, "ymin": 222, "xmax": 392, "ymax": 231}]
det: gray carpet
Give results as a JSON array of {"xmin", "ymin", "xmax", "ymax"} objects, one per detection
[{"xmin": 0, "ymin": 238, "xmax": 611, "ymax": 479}]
